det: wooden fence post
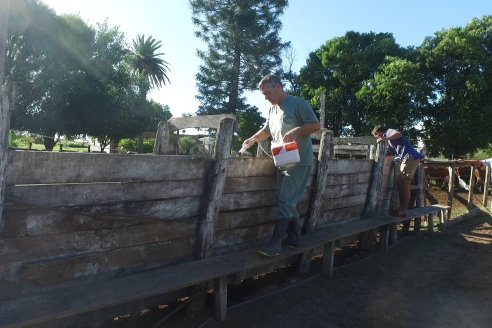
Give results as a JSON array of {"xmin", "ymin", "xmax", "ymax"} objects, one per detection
[
  {"xmin": 483, "ymin": 164, "xmax": 490, "ymax": 207},
  {"xmin": 0, "ymin": 0, "xmax": 7, "ymax": 78},
  {"xmin": 467, "ymin": 166, "xmax": 475, "ymax": 209},
  {"xmin": 305, "ymin": 129, "xmax": 332, "ymax": 233},
  {"xmin": 379, "ymin": 156, "xmax": 395, "ymax": 213},
  {"xmin": 414, "ymin": 163, "xmax": 425, "ymax": 233},
  {"xmin": 299, "ymin": 129, "xmax": 332, "ymax": 273},
  {"xmin": 153, "ymin": 121, "xmax": 176, "ymax": 155},
  {"xmin": 0, "ymin": 1, "xmax": 12, "ymax": 234},
  {"xmin": 360, "ymin": 141, "xmax": 385, "ymax": 250},
  {"xmin": 447, "ymin": 164, "xmax": 455, "ymax": 220},
  {"xmin": 363, "ymin": 142, "xmax": 386, "ymax": 217},
  {"xmin": 0, "ymin": 85, "xmax": 14, "ymax": 234},
  {"xmin": 388, "ymin": 162, "xmax": 400, "ymax": 245},
  {"xmin": 190, "ymin": 117, "xmax": 234, "ymax": 315},
  {"xmin": 195, "ymin": 117, "xmax": 235, "ymax": 259}
]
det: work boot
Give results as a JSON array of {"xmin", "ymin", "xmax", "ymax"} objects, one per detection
[
  {"xmin": 258, "ymin": 219, "xmax": 290, "ymax": 257},
  {"xmin": 281, "ymin": 218, "xmax": 301, "ymax": 249}
]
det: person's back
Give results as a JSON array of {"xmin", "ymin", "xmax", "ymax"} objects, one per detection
[
  {"xmin": 372, "ymin": 125, "xmax": 423, "ymax": 219},
  {"xmin": 384, "ymin": 128, "xmax": 423, "ymax": 162}
]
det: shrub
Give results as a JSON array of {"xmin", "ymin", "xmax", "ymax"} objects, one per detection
[
  {"xmin": 178, "ymin": 136, "xmax": 199, "ymax": 155},
  {"xmin": 119, "ymin": 138, "xmax": 137, "ymax": 152},
  {"xmin": 9, "ymin": 131, "xmax": 21, "ymax": 147},
  {"xmin": 143, "ymin": 140, "xmax": 154, "ymax": 153},
  {"xmin": 66, "ymin": 141, "xmax": 87, "ymax": 148}
]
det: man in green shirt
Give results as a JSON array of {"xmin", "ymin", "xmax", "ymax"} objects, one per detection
[{"xmin": 242, "ymin": 74, "xmax": 320, "ymax": 257}]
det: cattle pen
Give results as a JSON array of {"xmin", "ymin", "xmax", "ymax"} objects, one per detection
[{"xmin": 0, "ymin": 115, "xmax": 456, "ymax": 328}]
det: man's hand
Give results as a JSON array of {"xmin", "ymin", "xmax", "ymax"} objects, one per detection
[
  {"xmin": 242, "ymin": 138, "xmax": 256, "ymax": 149},
  {"xmin": 283, "ymin": 130, "xmax": 298, "ymax": 143}
]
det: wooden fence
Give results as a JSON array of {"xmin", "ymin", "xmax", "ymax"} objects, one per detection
[
  {"xmin": 0, "ymin": 116, "xmax": 386, "ymax": 292},
  {"xmin": 0, "ymin": 115, "xmax": 419, "ymax": 328}
]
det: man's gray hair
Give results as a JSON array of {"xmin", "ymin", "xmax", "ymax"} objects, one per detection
[
  {"xmin": 258, "ymin": 74, "xmax": 283, "ymax": 89},
  {"xmin": 371, "ymin": 125, "xmax": 385, "ymax": 135}
]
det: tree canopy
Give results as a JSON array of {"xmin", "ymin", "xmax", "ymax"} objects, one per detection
[
  {"xmin": 130, "ymin": 34, "xmax": 171, "ymax": 91},
  {"xmin": 190, "ymin": 0, "xmax": 289, "ymax": 146},
  {"xmin": 297, "ymin": 18, "xmax": 492, "ymax": 157},
  {"xmin": 418, "ymin": 16, "xmax": 492, "ymax": 157},
  {"xmin": 299, "ymin": 31, "xmax": 410, "ymax": 137},
  {"xmin": 6, "ymin": 0, "xmax": 171, "ymax": 151},
  {"xmin": 4, "ymin": 1, "xmax": 492, "ymax": 158}
]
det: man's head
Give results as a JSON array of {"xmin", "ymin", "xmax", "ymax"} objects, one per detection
[
  {"xmin": 258, "ymin": 74, "xmax": 285, "ymax": 105},
  {"xmin": 372, "ymin": 125, "xmax": 385, "ymax": 138}
]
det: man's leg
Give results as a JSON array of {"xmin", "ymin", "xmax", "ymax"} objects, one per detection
[
  {"xmin": 396, "ymin": 158, "xmax": 420, "ymax": 216},
  {"xmin": 274, "ymin": 165, "xmax": 311, "ymax": 219},
  {"xmin": 397, "ymin": 176, "xmax": 412, "ymax": 214},
  {"xmin": 258, "ymin": 165, "xmax": 310, "ymax": 257},
  {"xmin": 282, "ymin": 217, "xmax": 301, "ymax": 249},
  {"xmin": 257, "ymin": 218, "xmax": 290, "ymax": 257}
]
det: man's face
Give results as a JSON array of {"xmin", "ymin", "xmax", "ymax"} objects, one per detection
[
  {"xmin": 260, "ymin": 83, "xmax": 280, "ymax": 105},
  {"xmin": 373, "ymin": 131, "xmax": 383, "ymax": 138}
]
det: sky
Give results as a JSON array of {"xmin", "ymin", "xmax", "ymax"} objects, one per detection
[{"xmin": 40, "ymin": 0, "xmax": 492, "ymax": 120}]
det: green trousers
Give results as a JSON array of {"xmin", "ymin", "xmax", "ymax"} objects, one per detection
[{"xmin": 275, "ymin": 165, "xmax": 311, "ymax": 220}]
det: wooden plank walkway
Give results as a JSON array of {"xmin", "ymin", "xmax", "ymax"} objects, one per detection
[{"xmin": 0, "ymin": 204, "xmax": 449, "ymax": 328}]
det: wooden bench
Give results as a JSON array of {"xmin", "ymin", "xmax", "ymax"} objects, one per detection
[{"xmin": 0, "ymin": 204, "xmax": 449, "ymax": 328}]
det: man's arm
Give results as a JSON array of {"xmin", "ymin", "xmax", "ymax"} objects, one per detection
[
  {"xmin": 243, "ymin": 128, "xmax": 271, "ymax": 148},
  {"xmin": 283, "ymin": 122, "xmax": 321, "ymax": 143},
  {"xmin": 377, "ymin": 129, "xmax": 402, "ymax": 143},
  {"xmin": 385, "ymin": 130, "xmax": 402, "ymax": 140}
]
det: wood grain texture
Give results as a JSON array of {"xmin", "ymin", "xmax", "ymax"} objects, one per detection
[{"xmin": 7, "ymin": 151, "xmax": 212, "ymax": 184}]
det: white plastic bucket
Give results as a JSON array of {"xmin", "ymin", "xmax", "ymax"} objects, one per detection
[{"xmin": 271, "ymin": 141, "xmax": 300, "ymax": 167}]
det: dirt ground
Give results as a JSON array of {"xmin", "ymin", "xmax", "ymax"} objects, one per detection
[{"xmin": 107, "ymin": 187, "xmax": 492, "ymax": 328}]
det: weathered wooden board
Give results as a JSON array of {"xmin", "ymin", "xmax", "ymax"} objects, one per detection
[
  {"xmin": 325, "ymin": 159, "xmax": 373, "ymax": 174},
  {"xmin": 216, "ymin": 207, "xmax": 275, "ymax": 230},
  {"xmin": 316, "ymin": 205, "xmax": 366, "ymax": 226},
  {"xmin": 1, "ymin": 237, "xmax": 194, "ymax": 286},
  {"xmin": 216, "ymin": 205, "xmax": 310, "ymax": 233},
  {"xmin": 0, "ymin": 220, "xmax": 195, "ymax": 264},
  {"xmin": 220, "ymin": 190, "xmax": 276, "ymax": 211},
  {"xmin": 320, "ymin": 194, "xmax": 367, "ymax": 212},
  {"xmin": 6, "ymin": 179, "xmax": 206, "ymax": 207},
  {"xmin": 64, "ymin": 196, "xmax": 202, "ymax": 221},
  {"xmin": 2, "ymin": 207, "xmax": 175, "ymax": 237},
  {"xmin": 214, "ymin": 224, "xmax": 273, "ymax": 248},
  {"xmin": 6, "ymin": 151, "xmax": 212, "ymax": 185},
  {"xmin": 1, "ymin": 205, "xmax": 443, "ymax": 328},
  {"xmin": 223, "ymin": 176, "xmax": 276, "ymax": 194},
  {"xmin": 168, "ymin": 114, "xmax": 236, "ymax": 131},
  {"xmin": 333, "ymin": 136, "xmax": 375, "ymax": 146},
  {"xmin": 325, "ymin": 171, "xmax": 371, "ymax": 186},
  {"xmin": 227, "ymin": 157, "xmax": 277, "ymax": 177},
  {"xmin": 322, "ymin": 183, "xmax": 369, "ymax": 200}
]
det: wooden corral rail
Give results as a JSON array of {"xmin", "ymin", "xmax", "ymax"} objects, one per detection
[
  {"xmin": 153, "ymin": 114, "xmax": 236, "ymax": 155},
  {"xmin": 312, "ymin": 136, "xmax": 376, "ymax": 159},
  {"xmin": 424, "ymin": 159, "xmax": 491, "ymax": 217},
  {"xmin": 0, "ymin": 204, "xmax": 449, "ymax": 327}
]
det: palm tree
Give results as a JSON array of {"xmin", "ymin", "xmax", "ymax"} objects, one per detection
[{"xmin": 130, "ymin": 34, "xmax": 170, "ymax": 90}]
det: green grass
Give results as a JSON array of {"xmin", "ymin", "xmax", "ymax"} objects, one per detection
[{"xmin": 12, "ymin": 141, "xmax": 91, "ymax": 152}]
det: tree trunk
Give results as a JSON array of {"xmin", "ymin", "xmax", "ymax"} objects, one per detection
[{"xmin": 43, "ymin": 137, "xmax": 56, "ymax": 151}]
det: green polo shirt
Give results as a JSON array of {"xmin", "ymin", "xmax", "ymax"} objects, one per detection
[{"xmin": 264, "ymin": 95, "xmax": 319, "ymax": 166}]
